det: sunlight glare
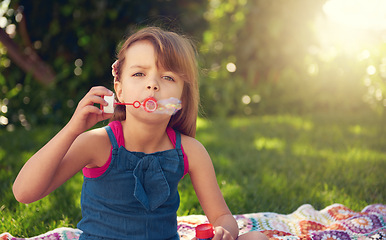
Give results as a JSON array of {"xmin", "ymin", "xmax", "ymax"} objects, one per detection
[
  {"xmin": 380, "ymin": 62, "xmax": 386, "ymax": 78},
  {"xmin": 357, "ymin": 50, "xmax": 370, "ymax": 61},
  {"xmin": 323, "ymin": 0, "xmax": 386, "ymax": 31}
]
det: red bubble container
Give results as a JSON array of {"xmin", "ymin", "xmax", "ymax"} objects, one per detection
[{"xmin": 195, "ymin": 223, "xmax": 214, "ymax": 240}]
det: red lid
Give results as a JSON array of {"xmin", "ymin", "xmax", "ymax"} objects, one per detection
[{"xmin": 195, "ymin": 223, "xmax": 214, "ymax": 239}]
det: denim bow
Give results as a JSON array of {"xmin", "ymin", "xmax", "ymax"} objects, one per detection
[{"xmin": 118, "ymin": 150, "xmax": 180, "ymax": 211}]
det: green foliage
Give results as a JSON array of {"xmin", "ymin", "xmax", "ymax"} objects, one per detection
[
  {"xmin": 1, "ymin": 113, "xmax": 384, "ymax": 236},
  {"xmin": 1, "ymin": 0, "xmax": 385, "ymax": 128},
  {"xmin": 199, "ymin": 0, "xmax": 250, "ymax": 116},
  {"xmin": 198, "ymin": 0, "xmax": 385, "ymax": 116},
  {"xmin": 199, "ymin": 0, "xmax": 326, "ymax": 116},
  {"xmin": 360, "ymin": 42, "xmax": 386, "ymax": 114},
  {"xmin": 0, "ymin": 0, "xmax": 207, "ymax": 129}
]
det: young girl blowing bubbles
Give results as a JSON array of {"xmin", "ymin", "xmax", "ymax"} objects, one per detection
[{"xmin": 13, "ymin": 27, "xmax": 268, "ymax": 240}]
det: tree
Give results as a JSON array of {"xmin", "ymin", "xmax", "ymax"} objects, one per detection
[
  {"xmin": 0, "ymin": 27, "xmax": 55, "ymax": 84},
  {"xmin": 0, "ymin": 0, "xmax": 207, "ymax": 129}
]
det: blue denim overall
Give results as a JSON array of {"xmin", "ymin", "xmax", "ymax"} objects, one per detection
[{"xmin": 77, "ymin": 124, "xmax": 185, "ymax": 240}]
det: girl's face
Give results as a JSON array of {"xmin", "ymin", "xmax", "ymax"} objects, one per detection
[{"xmin": 114, "ymin": 40, "xmax": 184, "ymax": 120}]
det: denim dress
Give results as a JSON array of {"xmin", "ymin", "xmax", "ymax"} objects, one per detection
[{"xmin": 77, "ymin": 121, "xmax": 186, "ymax": 240}]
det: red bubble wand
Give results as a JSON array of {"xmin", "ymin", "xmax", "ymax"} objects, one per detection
[{"xmin": 101, "ymin": 94, "xmax": 180, "ymax": 115}]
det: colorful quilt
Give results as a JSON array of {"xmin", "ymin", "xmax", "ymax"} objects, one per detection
[{"xmin": 1, "ymin": 204, "xmax": 385, "ymax": 240}]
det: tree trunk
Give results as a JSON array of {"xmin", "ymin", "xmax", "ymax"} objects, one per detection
[{"xmin": 0, "ymin": 27, "xmax": 55, "ymax": 85}]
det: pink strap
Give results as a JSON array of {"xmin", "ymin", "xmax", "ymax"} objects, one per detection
[
  {"xmin": 166, "ymin": 127, "xmax": 189, "ymax": 176},
  {"xmin": 83, "ymin": 121, "xmax": 189, "ymax": 178},
  {"xmin": 82, "ymin": 121, "xmax": 123, "ymax": 178},
  {"xmin": 82, "ymin": 153, "xmax": 111, "ymax": 178},
  {"xmin": 111, "ymin": 121, "xmax": 125, "ymax": 147}
]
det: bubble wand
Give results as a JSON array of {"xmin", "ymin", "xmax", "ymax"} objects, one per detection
[{"xmin": 101, "ymin": 94, "xmax": 181, "ymax": 115}]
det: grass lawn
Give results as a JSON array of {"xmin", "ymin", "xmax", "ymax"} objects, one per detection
[{"xmin": 0, "ymin": 112, "xmax": 385, "ymax": 237}]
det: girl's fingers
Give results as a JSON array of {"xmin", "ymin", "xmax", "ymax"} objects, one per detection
[
  {"xmin": 82, "ymin": 105, "xmax": 103, "ymax": 115},
  {"xmin": 83, "ymin": 87, "xmax": 113, "ymax": 103},
  {"xmin": 86, "ymin": 95, "xmax": 107, "ymax": 107},
  {"xmin": 213, "ymin": 227, "xmax": 224, "ymax": 240},
  {"xmin": 213, "ymin": 227, "xmax": 234, "ymax": 240},
  {"xmin": 78, "ymin": 87, "xmax": 113, "ymax": 109},
  {"xmin": 66, "ymin": 87, "xmax": 114, "ymax": 134},
  {"xmin": 88, "ymin": 86, "xmax": 114, "ymax": 98}
]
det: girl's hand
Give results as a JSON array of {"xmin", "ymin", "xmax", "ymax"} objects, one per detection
[
  {"xmin": 66, "ymin": 86, "xmax": 113, "ymax": 135},
  {"xmin": 212, "ymin": 226, "xmax": 234, "ymax": 240}
]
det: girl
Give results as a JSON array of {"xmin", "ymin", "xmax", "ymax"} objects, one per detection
[{"xmin": 13, "ymin": 27, "xmax": 267, "ymax": 240}]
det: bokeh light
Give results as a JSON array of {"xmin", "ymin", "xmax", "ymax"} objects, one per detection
[{"xmin": 226, "ymin": 62, "xmax": 236, "ymax": 73}]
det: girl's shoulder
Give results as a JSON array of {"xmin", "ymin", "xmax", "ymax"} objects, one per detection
[
  {"xmin": 80, "ymin": 127, "xmax": 110, "ymax": 143},
  {"xmin": 180, "ymin": 134, "xmax": 211, "ymax": 172},
  {"xmin": 180, "ymin": 134, "xmax": 205, "ymax": 151},
  {"xmin": 76, "ymin": 127, "xmax": 111, "ymax": 167}
]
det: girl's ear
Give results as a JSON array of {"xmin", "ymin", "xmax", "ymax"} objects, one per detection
[{"xmin": 114, "ymin": 81, "xmax": 123, "ymax": 102}]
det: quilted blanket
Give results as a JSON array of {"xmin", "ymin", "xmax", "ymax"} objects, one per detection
[{"xmin": 1, "ymin": 204, "xmax": 385, "ymax": 240}]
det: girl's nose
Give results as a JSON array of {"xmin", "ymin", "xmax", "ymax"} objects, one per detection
[
  {"xmin": 147, "ymin": 78, "xmax": 159, "ymax": 91},
  {"xmin": 147, "ymin": 85, "xmax": 159, "ymax": 91}
]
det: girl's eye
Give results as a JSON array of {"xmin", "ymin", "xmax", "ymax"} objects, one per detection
[
  {"xmin": 162, "ymin": 76, "xmax": 175, "ymax": 82},
  {"xmin": 133, "ymin": 72, "xmax": 144, "ymax": 77}
]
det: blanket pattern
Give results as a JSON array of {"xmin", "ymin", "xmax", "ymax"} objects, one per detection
[{"xmin": 1, "ymin": 204, "xmax": 385, "ymax": 240}]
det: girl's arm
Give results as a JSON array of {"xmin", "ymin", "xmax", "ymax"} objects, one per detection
[
  {"xmin": 183, "ymin": 136, "xmax": 239, "ymax": 240},
  {"xmin": 13, "ymin": 86, "xmax": 113, "ymax": 204}
]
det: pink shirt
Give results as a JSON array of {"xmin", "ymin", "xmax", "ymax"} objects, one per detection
[{"xmin": 83, "ymin": 121, "xmax": 189, "ymax": 178}]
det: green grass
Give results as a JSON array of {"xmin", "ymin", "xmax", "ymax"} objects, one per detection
[{"xmin": 1, "ymin": 112, "xmax": 385, "ymax": 237}]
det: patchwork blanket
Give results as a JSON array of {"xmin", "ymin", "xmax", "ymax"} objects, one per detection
[{"xmin": 1, "ymin": 204, "xmax": 385, "ymax": 240}]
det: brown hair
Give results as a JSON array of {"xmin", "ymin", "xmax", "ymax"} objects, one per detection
[{"xmin": 111, "ymin": 27, "xmax": 199, "ymax": 138}]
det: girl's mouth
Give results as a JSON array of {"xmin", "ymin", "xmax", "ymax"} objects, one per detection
[{"xmin": 142, "ymin": 97, "xmax": 158, "ymax": 113}]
